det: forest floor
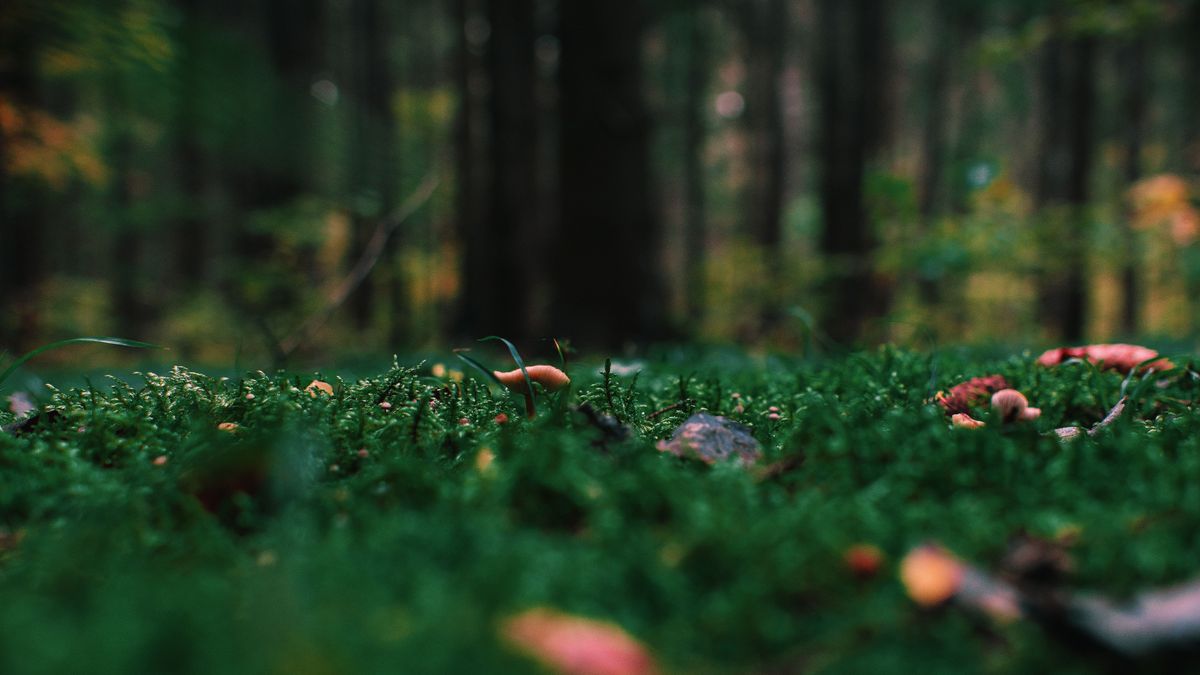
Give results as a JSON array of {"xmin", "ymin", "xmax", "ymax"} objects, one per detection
[{"xmin": 1, "ymin": 345, "xmax": 1199, "ymax": 674}]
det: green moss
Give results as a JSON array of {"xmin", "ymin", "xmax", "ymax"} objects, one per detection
[{"xmin": 0, "ymin": 349, "xmax": 1197, "ymax": 672}]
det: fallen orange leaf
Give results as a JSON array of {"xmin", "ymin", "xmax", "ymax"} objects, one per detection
[
  {"xmin": 501, "ymin": 607, "xmax": 658, "ymax": 675},
  {"xmin": 951, "ymin": 413, "xmax": 986, "ymax": 429}
]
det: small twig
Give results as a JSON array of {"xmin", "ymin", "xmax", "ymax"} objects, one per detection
[
  {"xmin": 279, "ymin": 171, "xmax": 441, "ymax": 358},
  {"xmin": 914, "ymin": 543, "xmax": 1200, "ymax": 661},
  {"xmin": 647, "ymin": 402, "xmax": 684, "ymax": 420},
  {"xmin": 1087, "ymin": 396, "xmax": 1127, "ymax": 437},
  {"xmin": 752, "ymin": 453, "xmax": 805, "ymax": 482},
  {"xmin": 1052, "ymin": 396, "xmax": 1128, "ymax": 441}
]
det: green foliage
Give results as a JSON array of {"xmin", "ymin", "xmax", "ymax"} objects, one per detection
[
  {"xmin": 0, "ymin": 336, "xmax": 159, "ymax": 390},
  {"xmin": 2, "ymin": 348, "xmax": 1199, "ymax": 672}
]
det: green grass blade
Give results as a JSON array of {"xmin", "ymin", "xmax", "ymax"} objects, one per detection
[
  {"xmin": 479, "ymin": 336, "xmax": 536, "ymax": 415},
  {"xmin": 453, "ymin": 350, "xmax": 503, "ymax": 385},
  {"xmin": 0, "ymin": 337, "xmax": 163, "ymax": 388},
  {"xmin": 552, "ymin": 337, "xmax": 567, "ymax": 371}
]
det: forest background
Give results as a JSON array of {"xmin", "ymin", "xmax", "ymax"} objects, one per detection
[{"xmin": 3, "ymin": 0, "xmax": 1200, "ymax": 367}]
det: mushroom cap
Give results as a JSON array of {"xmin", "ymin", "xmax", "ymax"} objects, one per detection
[
  {"xmin": 493, "ymin": 364, "xmax": 571, "ymax": 393},
  {"xmin": 990, "ymin": 389, "xmax": 1028, "ymax": 423}
]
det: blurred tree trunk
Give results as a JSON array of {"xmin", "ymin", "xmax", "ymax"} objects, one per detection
[
  {"xmin": 454, "ymin": 0, "xmax": 485, "ymax": 339},
  {"xmin": 347, "ymin": 0, "xmax": 398, "ymax": 333},
  {"xmin": 228, "ymin": 0, "xmax": 323, "ymax": 310},
  {"xmin": 816, "ymin": 0, "xmax": 890, "ymax": 344},
  {"xmin": 1185, "ymin": 4, "xmax": 1200, "ymax": 173},
  {"xmin": 456, "ymin": 0, "xmax": 539, "ymax": 342},
  {"xmin": 0, "ymin": 25, "xmax": 42, "ymax": 350},
  {"xmin": 1119, "ymin": 39, "xmax": 1145, "ymax": 337},
  {"xmin": 737, "ymin": 0, "xmax": 786, "ymax": 252},
  {"xmin": 916, "ymin": 3, "xmax": 949, "ymax": 306},
  {"xmin": 175, "ymin": 0, "xmax": 209, "ymax": 291},
  {"xmin": 1035, "ymin": 28, "xmax": 1094, "ymax": 343},
  {"xmin": 485, "ymin": 0, "xmax": 537, "ymax": 339},
  {"xmin": 683, "ymin": 7, "xmax": 710, "ymax": 331},
  {"xmin": 110, "ymin": 121, "xmax": 149, "ymax": 339},
  {"xmin": 553, "ymin": 0, "xmax": 666, "ymax": 347}
]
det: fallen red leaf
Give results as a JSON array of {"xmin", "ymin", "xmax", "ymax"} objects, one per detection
[
  {"xmin": 935, "ymin": 375, "xmax": 1009, "ymax": 416},
  {"xmin": 1036, "ymin": 344, "xmax": 1173, "ymax": 373},
  {"xmin": 844, "ymin": 544, "xmax": 884, "ymax": 578}
]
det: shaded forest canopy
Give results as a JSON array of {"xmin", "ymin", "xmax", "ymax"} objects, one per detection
[{"xmin": 2, "ymin": 0, "xmax": 1200, "ymax": 362}]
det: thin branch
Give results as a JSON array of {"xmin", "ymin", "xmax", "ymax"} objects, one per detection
[
  {"xmin": 647, "ymin": 402, "xmax": 685, "ymax": 420},
  {"xmin": 1052, "ymin": 396, "xmax": 1128, "ymax": 441},
  {"xmin": 915, "ymin": 543, "xmax": 1200, "ymax": 661},
  {"xmin": 279, "ymin": 172, "xmax": 441, "ymax": 358}
]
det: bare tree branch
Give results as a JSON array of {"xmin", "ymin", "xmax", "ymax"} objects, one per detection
[{"xmin": 279, "ymin": 171, "xmax": 442, "ymax": 358}]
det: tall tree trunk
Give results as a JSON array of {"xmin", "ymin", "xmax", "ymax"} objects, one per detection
[
  {"xmin": 110, "ymin": 127, "xmax": 149, "ymax": 339},
  {"xmin": 0, "ymin": 20, "xmax": 43, "ymax": 350},
  {"xmin": 456, "ymin": 0, "xmax": 539, "ymax": 342},
  {"xmin": 225, "ymin": 0, "xmax": 323, "ymax": 360},
  {"xmin": 739, "ymin": 0, "xmax": 786, "ymax": 251},
  {"xmin": 916, "ymin": 3, "xmax": 949, "ymax": 305},
  {"xmin": 816, "ymin": 0, "xmax": 890, "ymax": 344},
  {"xmin": 683, "ymin": 7, "xmax": 710, "ymax": 331},
  {"xmin": 917, "ymin": 13, "xmax": 947, "ymax": 221},
  {"xmin": 175, "ymin": 0, "xmax": 208, "ymax": 291},
  {"xmin": 1035, "ymin": 29, "xmax": 1094, "ymax": 343},
  {"xmin": 553, "ymin": 0, "xmax": 666, "ymax": 347},
  {"xmin": 484, "ymin": 0, "xmax": 537, "ymax": 340},
  {"xmin": 1184, "ymin": 4, "xmax": 1200, "ymax": 173},
  {"xmin": 454, "ymin": 0, "xmax": 486, "ymax": 340},
  {"xmin": 738, "ymin": 0, "xmax": 787, "ymax": 334},
  {"xmin": 1119, "ymin": 39, "xmax": 1145, "ymax": 337},
  {"xmin": 347, "ymin": 0, "xmax": 398, "ymax": 333}
]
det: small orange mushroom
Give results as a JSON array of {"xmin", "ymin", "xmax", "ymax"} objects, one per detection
[
  {"xmin": 306, "ymin": 379, "xmax": 334, "ymax": 397},
  {"xmin": 901, "ymin": 545, "xmax": 964, "ymax": 607},
  {"xmin": 492, "ymin": 365, "xmax": 571, "ymax": 394}
]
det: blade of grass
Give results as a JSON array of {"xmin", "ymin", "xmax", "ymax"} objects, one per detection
[
  {"xmin": 0, "ymin": 337, "xmax": 163, "ymax": 389},
  {"xmin": 552, "ymin": 338, "xmax": 567, "ymax": 371},
  {"xmin": 453, "ymin": 350, "xmax": 503, "ymax": 385},
  {"xmin": 479, "ymin": 336, "xmax": 536, "ymax": 416}
]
